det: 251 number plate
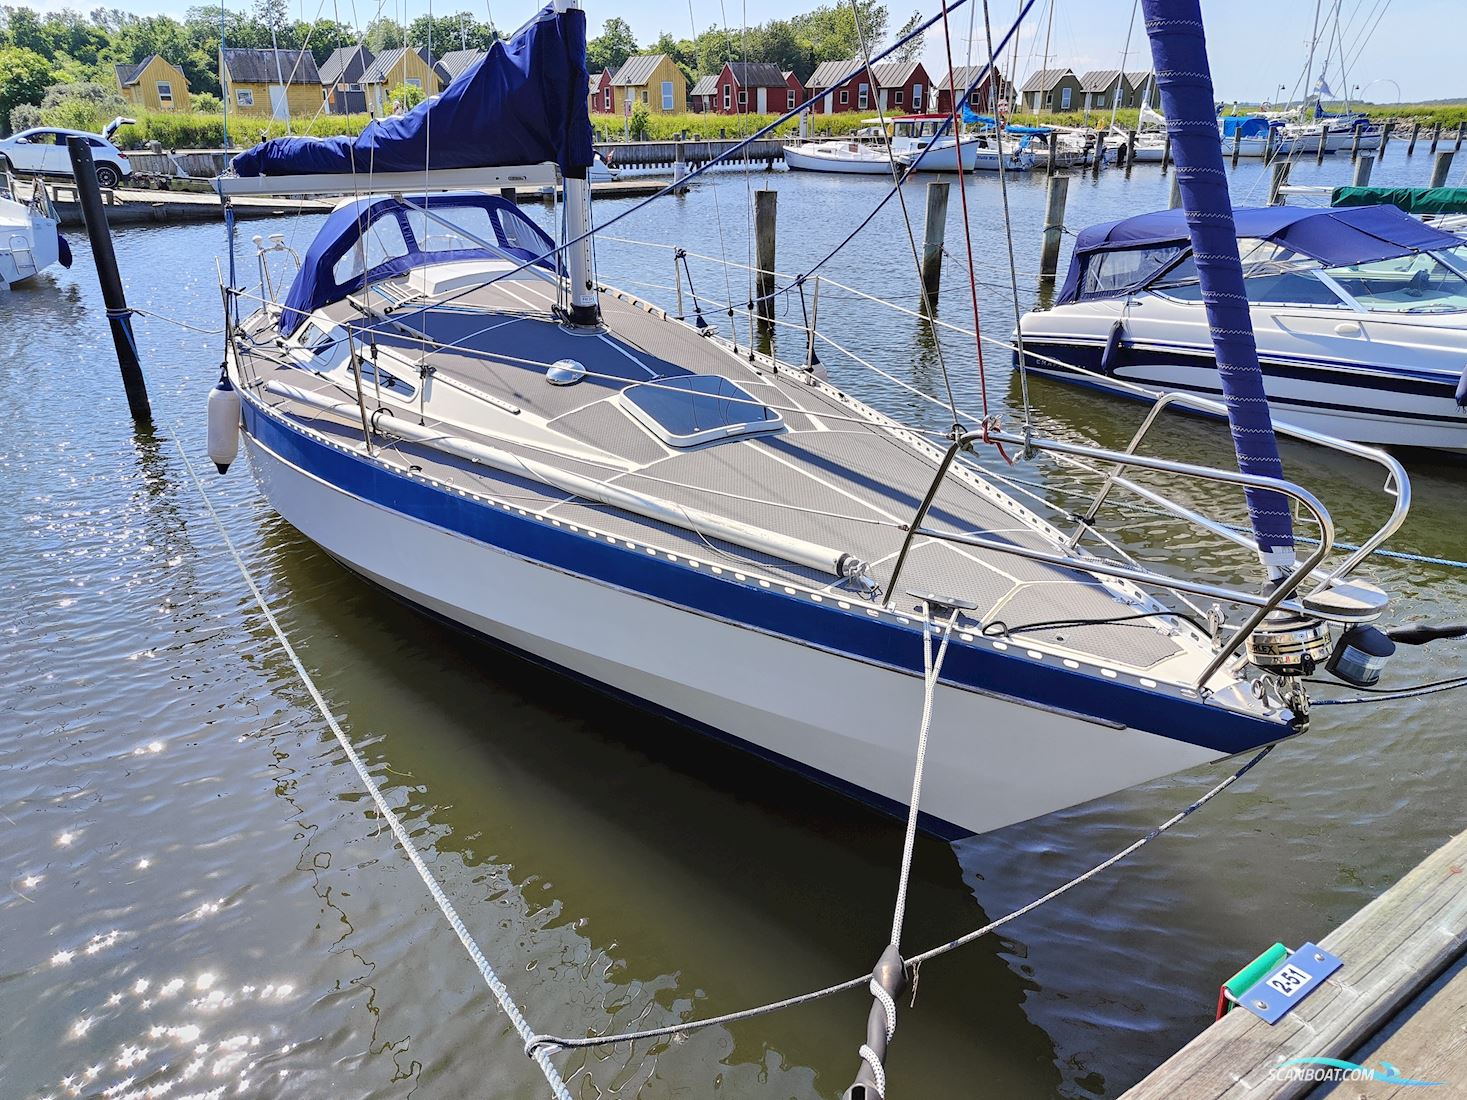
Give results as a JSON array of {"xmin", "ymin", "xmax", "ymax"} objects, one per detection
[{"xmin": 1239, "ymin": 943, "xmax": 1342, "ymax": 1024}]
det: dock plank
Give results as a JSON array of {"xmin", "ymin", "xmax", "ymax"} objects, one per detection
[{"xmin": 1121, "ymin": 828, "xmax": 1467, "ymax": 1099}]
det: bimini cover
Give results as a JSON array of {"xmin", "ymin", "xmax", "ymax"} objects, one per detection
[
  {"xmin": 231, "ymin": 3, "xmax": 591, "ymax": 178},
  {"xmin": 278, "ymin": 192, "xmax": 557, "ymax": 332},
  {"xmin": 1058, "ymin": 204, "xmax": 1462, "ymax": 304},
  {"xmin": 1220, "ymin": 115, "xmax": 1274, "ymax": 139},
  {"xmin": 1332, "ymin": 186, "xmax": 1467, "ymax": 214}
]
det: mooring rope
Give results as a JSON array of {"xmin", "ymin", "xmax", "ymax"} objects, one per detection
[
  {"xmin": 527, "ymin": 742, "xmax": 1276, "ymax": 1057},
  {"xmin": 172, "ymin": 434, "xmax": 575, "ymax": 1100}
]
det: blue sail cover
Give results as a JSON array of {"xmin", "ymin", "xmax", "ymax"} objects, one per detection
[
  {"xmin": 1220, "ymin": 115, "xmax": 1274, "ymax": 140},
  {"xmin": 1058, "ymin": 204, "xmax": 1461, "ymax": 304},
  {"xmin": 231, "ymin": 3, "xmax": 592, "ymax": 178},
  {"xmin": 1143, "ymin": 0, "xmax": 1293, "ymax": 566}
]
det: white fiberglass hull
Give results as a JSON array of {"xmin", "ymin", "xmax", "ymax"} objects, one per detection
[
  {"xmin": 1019, "ymin": 299, "xmax": 1467, "ymax": 451},
  {"xmin": 241, "ymin": 428, "xmax": 1225, "ymax": 837},
  {"xmin": 0, "ymin": 197, "xmax": 59, "ymax": 288},
  {"xmin": 902, "ymin": 143, "xmax": 1034, "ymax": 172},
  {"xmin": 783, "ymin": 143, "xmax": 897, "ymax": 174}
]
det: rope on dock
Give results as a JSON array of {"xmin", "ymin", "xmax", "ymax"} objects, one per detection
[
  {"xmin": 172, "ymin": 434, "xmax": 576, "ymax": 1100},
  {"xmin": 526, "ymin": 741, "xmax": 1277, "ymax": 1058}
]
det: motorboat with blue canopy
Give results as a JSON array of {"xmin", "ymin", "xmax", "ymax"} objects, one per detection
[
  {"xmin": 1021, "ymin": 203, "xmax": 1467, "ymax": 449},
  {"xmin": 205, "ymin": 0, "xmax": 1414, "ymax": 846}
]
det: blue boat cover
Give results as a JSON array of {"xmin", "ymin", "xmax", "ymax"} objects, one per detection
[
  {"xmin": 232, "ymin": 3, "xmax": 592, "ymax": 178},
  {"xmin": 1220, "ymin": 115, "xmax": 1274, "ymax": 139},
  {"xmin": 278, "ymin": 192, "xmax": 557, "ymax": 332},
  {"xmin": 959, "ymin": 104, "xmax": 1049, "ymax": 134},
  {"xmin": 1058, "ymin": 204, "xmax": 1461, "ymax": 305},
  {"xmin": 1142, "ymin": 0, "xmax": 1293, "ymax": 565}
]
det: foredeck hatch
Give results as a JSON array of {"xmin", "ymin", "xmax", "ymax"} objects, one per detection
[{"xmin": 620, "ymin": 375, "xmax": 783, "ymax": 447}]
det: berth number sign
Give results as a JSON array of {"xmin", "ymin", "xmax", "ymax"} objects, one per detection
[{"xmin": 1238, "ymin": 942, "xmax": 1342, "ymax": 1025}]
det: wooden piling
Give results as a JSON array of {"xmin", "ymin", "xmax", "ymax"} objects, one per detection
[
  {"xmin": 1093, "ymin": 133, "xmax": 1106, "ymax": 176},
  {"xmin": 1379, "ymin": 118, "xmax": 1392, "ymax": 157},
  {"xmin": 1161, "ymin": 129, "xmax": 1172, "ymax": 171},
  {"xmin": 1352, "ymin": 152, "xmax": 1375, "ymax": 188},
  {"xmin": 1349, "ymin": 124, "xmax": 1362, "ymax": 161},
  {"xmin": 753, "ymin": 188, "xmax": 777, "ymax": 328},
  {"xmin": 1046, "ymin": 130, "xmax": 1058, "ymax": 176},
  {"xmin": 1408, "ymin": 120, "xmax": 1421, "ymax": 154},
  {"xmin": 500, "ymin": 186, "xmax": 517, "ymax": 204},
  {"xmin": 919, "ymin": 181, "xmax": 950, "ymax": 312},
  {"xmin": 65, "ymin": 136, "xmax": 151, "ymax": 423},
  {"xmin": 1039, "ymin": 173, "xmax": 1069, "ymax": 282},
  {"xmin": 1168, "ymin": 172, "xmax": 1182, "ymax": 209},
  {"xmin": 672, "ymin": 142, "xmax": 688, "ymax": 194},
  {"xmin": 1457, "ymin": 121, "xmax": 1465, "ymax": 151},
  {"xmin": 1231, "ymin": 127, "xmax": 1242, "ymax": 166},
  {"xmin": 1267, "ymin": 159, "xmax": 1291, "ymax": 205},
  {"xmin": 1430, "ymin": 121, "xmax": 1442, "ymax": 152},
  {"xmin": 1119, "ymin": 826, "xmax": 1467, "ymax": 1100},
  {"xmin": 1125, "ymin": 128, "xmax": 1137, "ymax": 172},
  {"xmin": 1314, "ymin": 128, "xmax": 1327, "ymax": 165},
  {"xmin": 1430, "ymin": 150, "xmax": 1455, "ymax": 189}
]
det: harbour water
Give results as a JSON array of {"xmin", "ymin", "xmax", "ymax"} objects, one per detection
[{"xmin": 2, "ymin": 145, "xmax": 1464, "ymax": 1098}]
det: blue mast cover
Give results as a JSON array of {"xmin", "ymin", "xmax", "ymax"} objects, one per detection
[
  {"xmin": 1142, "ymin": 0, "xmax": 1294, "ymax": 567},
  {"xmin": 231, "ymin": 4, "xmax": 592, "ymax": 178}
]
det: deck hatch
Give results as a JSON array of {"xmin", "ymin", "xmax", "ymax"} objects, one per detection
[{"xmin": 619, "ymin": 375, "xmax": 783, "ymax": 447}]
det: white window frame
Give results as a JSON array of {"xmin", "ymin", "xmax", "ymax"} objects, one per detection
[
  {"xmin": 840, "ymin": 88, "xmax": 849, "ymax": 105},
  {"xmin": 968, "ymin": 89, "xmax": 981, "ymax": 107},
  {"xmin": 604, "ymin": 87, "xmax": 612, "ymax": 110},
  {"xmin": 893, "ymin": 88, "xmax": 903, "ymax": 106},
  {"xmin": 236, "ymin": 88, "xmax": 254, "ymax": 107},
  {"xmin": 857, "ymin": 82, "xmax": 869, "ymax": 110},
  {"xmin": 1060, "ymin": 86, "xmax": 1072, "ymax": 110},
  {"xmin": 156, "ymin": 80, "xmax": 173, "ymax": 102},
  {"xmin": 642, "ymin": 89, "xmax": 649, "ymax": 104},
  {"xmin": 738, "ymin": 88, "xmax": 747, "ymax": 108},
  {"xmin": 787, "ymin": 89, "xmax": 796, "ymax": 110},
  {"xmin": 912, "ymin": 83, "xmax": 922, "ymax": 111},
  {"xmin": 661, "ymin": 80, "xmax": 673, "ymax": 110},
  {"xmin": 406, "ymin": 77, "xmax": 422, "ymax": 89},
  {"xmin": 1096, "ymin": 91, "xmax": 1106, "ymax": 108},
  {"xmin": 723, "ymin": 85, "xmax": 731, "ymax": 110}
]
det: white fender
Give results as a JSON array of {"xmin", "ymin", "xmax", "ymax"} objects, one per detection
[{"xmin": 207, "ymin": 376, "xmax": 241, "ymax": 473}]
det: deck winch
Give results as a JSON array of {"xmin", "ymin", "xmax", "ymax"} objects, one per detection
[{"xmin": 1245, "ymin": 610, "xmax": 1332, "ymax": 676}]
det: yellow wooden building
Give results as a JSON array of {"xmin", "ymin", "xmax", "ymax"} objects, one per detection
[
  {"xmin": 220, "ymin": 48, "xmax": 324, "ymax": 119},
  {"xmin": 113, "ymin": 55, "xmax": 191, "ymax": 111},
  {"xmin": 607, "ymin": 54, "xmax": 687, "ymax": 115},
  {"xmin": 361, "ymin": 47, "xmax": 444, "ymax": 115}
]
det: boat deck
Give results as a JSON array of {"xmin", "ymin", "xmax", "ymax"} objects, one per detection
[{"xmin": 234, "ymin": 264, "xmax": 1203, "ymax": 678}]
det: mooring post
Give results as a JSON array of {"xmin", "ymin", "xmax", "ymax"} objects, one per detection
[
  {"xmin": 1430, "ymin": 150, "xmax": 1455, "ymax": 188},
  {"xmin": 1168, "ymin": 171, "xmax": 1182, "ymax": 209},
  {"xmin": 500, "ymin": 186, "xmax": 518, "ymax": 204},
  {"xmin": 919, "ymin": 180, "xmax": 950, "ymax": 312},
  {"xmin": 753, "ymin": 188, "xmax": 777, "ymax": 328},
  {"xmin": 65, "ymin": 135, "xmax": 151, "ymax": 423},
  {"xmin": 1161, "ymin": 128, "xmax": 1172, "ymax": 171},
  {"xmin": 1430, "ymin": 121, "xmax": 1442, "ymax": 153},
  {"xmin": 1039, "ymin": 173, "xmax": 1069, "ymax": 282},
  {"xmin": 1267, "ymin": 159, "xmax": 1291, "ymax": 205},
  {"xmin": 672, "ymin": 142, "xmax": 688, "ymax": 194},
  {"xmin": 1407, "ymin": 120, "xmax": 1420, "ymax": 155},
  {"xmin": 1456, "ymin": 120, "xmax": 1465, "ymax": 151},
  {"xmin": 1379, "ymin": 118, "xmax": 1392, "ymax": 157},
  {"xmin": 1315, "ymin": 128, "xmax": 1327, "ymax": 165},
  {"xmin": 1349, "ymin": 123, "xmax": 1362, "ymax": 161},
  {"xmin": 1046, "ymin": 129, "xmax": 1058, "ymax": 176},
  {"xmin": 1124, "ymin": 127, "xmax": 1137, "ymax": 172},
  {"xmin": 1231, "ymin": 126, "xmax": 1242, "ymax": 166},
  {"xmin": 1352, "ymin": 152, "xmax": 1376, "ymax": 187},
  {"xmin": 1093, "ymin": 132, "xmax": 1106, "ymax": 175}
]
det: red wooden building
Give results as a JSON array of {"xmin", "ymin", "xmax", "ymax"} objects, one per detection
[
  {"xmin": 804, "ymin": 59, "xmax": 932, "ymax": 115},
  {"xmin": 710, "ymin": 61, "xmax": 791, "ymax": 114},
  {"xmin": 935, "ymin": 66, "xmax": 1007, "ymax": 116}
]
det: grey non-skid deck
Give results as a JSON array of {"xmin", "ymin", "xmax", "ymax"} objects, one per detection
[{"xmin": 240, "ymin": 270, "xmax": 1185, "ymax": 671}]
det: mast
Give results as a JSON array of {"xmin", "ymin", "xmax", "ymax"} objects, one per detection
[
  {"xmin": 1140, "ymin": 0, "xmax": 1295, "ymax": 573},
  {"xmin": 559, "ymin": 0, "xmax": 601, "ymax": 327}
]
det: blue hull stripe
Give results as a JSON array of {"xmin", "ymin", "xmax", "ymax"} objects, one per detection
[{"xmin": 243, "ymin": 398, "xmax": 1290, "ymax": 757}]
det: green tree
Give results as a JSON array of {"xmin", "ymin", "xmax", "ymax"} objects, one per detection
[
  {"xmin": 0, "ymin": 45, "xmax": 51, "ymax": 134},
  {"xmin": 890, "ymin": 10, "xmax": 922, "ymax": 63},
  {"xmin": 387, "ymin": 80, "xmax": 425, "ymax": 110},
  {"xmin": 407, "ymin": 12, "xmax": 498, "ymax": 52},
  {"xmin": 587, "ymin": 16, "xmax": 636, "ymax": 75},
  {"xmin": 364, "ymin": 16, "xmax": 404, "ymax": 52},
  {"xmin": 192, "ymin": 89, "xmax": 221, "ymax": 112}
]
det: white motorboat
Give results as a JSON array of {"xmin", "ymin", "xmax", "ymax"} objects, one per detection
[
  {"xmin": 208, "ymin": 1, "xmax": 1412, "ymax": 841},
  {"xmin": 898, "ymin": 133, "xmax": 1034, "ymax": 172},
  {"xmin": 1018, "ymin": 204, "xmax": 1467, "ymax": 450},
  {"xmin": 783, "ymin": 139, "xmax": 898, "ymax": 174},
  {"xmin": 0, "ymin": 182, "xmax": 66, "ymax": 289}
]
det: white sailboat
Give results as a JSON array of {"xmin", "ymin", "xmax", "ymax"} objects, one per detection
[
  {"xmin": 207, "ymin": 0, "xmax": 1411, "ymax": 839},
  {"xmin": 0, "ymin": 180, "xmax": 66, "ymax": 289}
]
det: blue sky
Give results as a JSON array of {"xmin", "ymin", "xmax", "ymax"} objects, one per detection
[{"xmin": 22, "ymin": 0, "xmax": 1458, "ymax": 103}]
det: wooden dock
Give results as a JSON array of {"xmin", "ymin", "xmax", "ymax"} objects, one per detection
[
  {"xmin": 1122, "ymin": 826, "xmax": 1467, "ymax": 1098},
  {"xmin": 17, "ymin": 177, "xmax": 669, "ymax": 228}
]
